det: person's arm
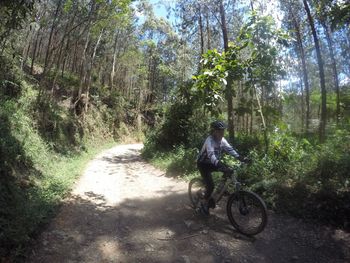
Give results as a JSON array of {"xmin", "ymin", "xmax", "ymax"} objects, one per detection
[
  {"xmin": 221, "ymin": 138, "xmax": 240, "ymax": 159},
  {"xmin": 206, "ymin": 138, "xmax": 220, "ymax": 166}
]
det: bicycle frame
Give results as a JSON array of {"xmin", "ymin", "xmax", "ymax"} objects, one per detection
[
  {"xmin": 211, "ymin": 173, "xmax": 241, "ymax": 204},
  {"xmin": 189, "ymin": 164, "xmax": 268, "ymax": 235}
]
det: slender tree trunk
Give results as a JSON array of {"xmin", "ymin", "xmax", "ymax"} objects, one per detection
[
  {"xmin": 23, "ymin": 41, "xmax": 32, "ymax": 71},
  {"xmin": 85, "ymin": 29, "xmax": 104, "ymax": 112},
  {"xmin": 51, "ymin": 13, "xmax": 77, "ymax": 95},
  {"xmin": 303, "ymin": 0, "xmax": 327, "ymax": 142},
  {"xmin": 219, "ymin": 0, "xmax": 235, "ymax": 139},
  {"xmin": 21, "ymin": 26, "xmax": 33, "ymax": 70},
  {"xmin": 289, "ymin": 4, "xmax": 310, "ymax": 132},
  {"xmin": 30, "ymin": 28, "xmax": 41, "ymax": 74},
  {"xmin": 250, "ymin": 0, "xmax": 254, "ymax": 11},
  {"xmin": 78, "ymin": 30, "xmax": 90, "ymax": 98},
  {"xmin": 323, "ymin": 23, "xmax": 340, "ymax": 123},
  {"xmin": 55, "ymin": 13, "xmax": 76, "ymax": 71},
  {"xmin": 206, "ymin": 10, "xmax": 211, "ymax": 50},
  {"xmin": 299, "ymin": 70, "xmax": 305, "ymax": 132},
  {"xmin": 198, "ymin": 4, "xmax": 204, "ymax": 56},
  {"xmin": 110, "ymin": 29, "xmax": 121, "ymax": 90},
  {"xmin": 71, "ymin": 40, "xmax": 79, "ymax": 73},
  {"xmin": 61, "ymin": 35, "xmax": 71, "ymax": 77},
  {"xmin": 250, "ymin": 97, "xmax": 253, "ymax": 134},
  {"xmin": 43, "ymin": 0, "xmax": 63, "ymax": 75},
  {"xmin": 255, "ymin": 85, "xmax": 268, "ymax": 153},
  {"xmin": 37, "ymin": 34, "xmax": 44, "ymax": 63}
]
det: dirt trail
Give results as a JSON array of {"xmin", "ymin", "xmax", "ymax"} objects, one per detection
[{"xmin": 28, "ymin": 144, "xmax": 350, "ymax": 263}]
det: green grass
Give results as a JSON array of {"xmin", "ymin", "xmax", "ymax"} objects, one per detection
[
  {"xmin": 1, "ymin": 134, "xmax": 116, "ymax": 260},
  {"xmin": 0, "ymin": 79, "xmax": 120, "ymax": 260}
]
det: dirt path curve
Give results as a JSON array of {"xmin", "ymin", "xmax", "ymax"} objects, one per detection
[{"xmin": 28, "ymin": 144, "xmax": 350, "ymax": 263}]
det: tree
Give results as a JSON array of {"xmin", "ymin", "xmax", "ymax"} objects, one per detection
[
  {"xmin": 313, "ymin": 0, "xmax": 341, "ymax": 123},
  {"xmin": 283, "ymin": 0, "xmax": 311, "ymax": 132},
  {"xmin": 0, "ymin": 0, "xmax": 36, "ymax": 51},
  {"xmin": 218, "ymin": 0, "xmax": 236, "ymax": 139},
  {"xmin": 303, "ymin": 0, "xmax": 327, "ymax": 142},
  {"xmin": 193, "ymin": 14, "xmax": 288, "ymax": 150}
]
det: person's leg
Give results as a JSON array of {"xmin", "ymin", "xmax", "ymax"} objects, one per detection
[
  {"xmin": 197, "ymin": 163, "xmax": 215, "ymax": 199},
  {"xmin": 197, "ymin": 162, "xmax": 215, "ymax": 214}
]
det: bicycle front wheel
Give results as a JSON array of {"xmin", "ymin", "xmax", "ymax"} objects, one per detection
[
  {"xmin": 188, "ymin": 178, "xmax": 205, "ymax": 209},
  {"xmin": 226, "ymin": 190, "xmax": 267, "ymax": 236}
]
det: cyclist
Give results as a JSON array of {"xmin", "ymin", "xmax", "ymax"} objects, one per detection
[{"xmin": 197, "ymin": 120, "xmax": 246, "ymax": 215}]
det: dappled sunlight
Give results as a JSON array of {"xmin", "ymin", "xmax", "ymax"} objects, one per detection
[
  {"xmin": 28, "ymin": 144, "xmax": 350, "ymax": 262},
  {"xmin": 97, "ymin": 237, "xmax": 121, "ymax": 261}
]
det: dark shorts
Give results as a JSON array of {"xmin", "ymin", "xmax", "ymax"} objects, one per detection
[{"xmin": 197, "ymin": 162, "xmax": 219, "ymax": 199}]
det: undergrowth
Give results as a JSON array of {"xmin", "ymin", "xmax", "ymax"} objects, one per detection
[
  {"xmin": 0, "ymin": 73, "xmax": 120, "ymax": 260},
  {"xmin": 142, "ymin": 102, "xmax": 350, "ymax": 231}
]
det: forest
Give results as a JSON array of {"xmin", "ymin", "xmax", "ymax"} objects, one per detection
[{"xmin": 0, "ymin": 0, "xmax": 349, "ymax": 261}]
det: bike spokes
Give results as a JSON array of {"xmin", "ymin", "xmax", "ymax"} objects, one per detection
[{"xmin": 227, "ymin": 191, "xmax": 267, "ymax": 235}]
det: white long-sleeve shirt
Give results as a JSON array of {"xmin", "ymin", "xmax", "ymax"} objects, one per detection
[{"xmin": 197, "ymin": 135, "xmax": 240, "ymax": 165}]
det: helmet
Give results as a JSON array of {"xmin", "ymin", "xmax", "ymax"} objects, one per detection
[{"xmin": 210, "ymin": 120, "xmax": 227, "ymax": 130}]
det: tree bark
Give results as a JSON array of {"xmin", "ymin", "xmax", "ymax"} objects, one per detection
[
  {"xmin": 78, "ymin": 30, "xmax": 90, "ymax": 98},
  {"xmin": 85, "ymin": 29, "xmax": 104, "ymax": 112},
  {"xmin": 43, "ymin": 0, "xmax": 63, "ymax": 75},
  {"xmin": 110, "ymin": 29, "xmax": 121, "ymax": 90},
  {"xmin": 30, "ymin": 28, "xmax": 41, "ymax": 74},
  {"xmin": 56, "ymin": 10, "xmax": 77, "ymax": 72},
  {"xmin": 250, "ymin": 0, "xmax": 254, "ymax": 11},
  {"xmin": 206, "ymin": 9, "xmax": 211, "ymax": 50},
  {"xmin": 289, "ymin": 3, "xmax": 310, "ymax": 132},
  {"xmin": 22, "ymin": 26, "xmax": 34, "ymax": 70},
  {"xmin": 198, "ymin": 4, "xmax": 204, "ymax": 56},
  {"xmin": 299, "ymin": 70, "xmax": 305, "ymax": 132},
  {"xmin": 255, "ymin": 85, "xmax": 268, "ymax": 153},
  {"xmin": 323, "ymin": 23, "xmax": 340, "ymax": 123},
  {"xmin": 219, "ymin": 0, "xmax": 235, "ymax": 139},
  {"xmin": 303, "ymin": 0, "xmax": 327, "ymax": 142}
]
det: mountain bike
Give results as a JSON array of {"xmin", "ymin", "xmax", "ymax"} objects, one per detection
[{"xmin": 188, "ymin": 164, "xmax": 267, "ymax": 236}]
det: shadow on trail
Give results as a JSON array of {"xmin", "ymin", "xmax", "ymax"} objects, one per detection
[
  {"xmin": 27, "ymin": 147, "xmax": 350, "ymax": 263},
  {"xmin": 101, "ymin": 147, "xmax": 144, "ymax": 165},
  {"xmin": 28, "ymin": 192, "xmax": 350, "ymax": 263}
]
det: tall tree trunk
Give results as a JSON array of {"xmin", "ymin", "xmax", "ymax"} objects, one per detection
[
  {"xmin": 289, "ymin": 4, "xmax": 310, "ymax": 132},
  {"xmin": 299, "ymin": 70, "xmax": 305, "ymax": 132},
  {"xmin": 255, "ymin": 85, "xmax": 268, "ymax": 153},
  {"xmin": 51, "ymin": 13, "xmax": 77, "ymax": 95},
  {"xmin": 303, "ymin": 0, "xmax": 327, "ymax": 142},
  {"xmin": 323, "ymin": 23, "xmax": 340, "ymax": 123},
  {"xmin": 21, "ymin": 27, "xmax": 35, "ymax": 70},
  {"xmin": 30, "ymin": 28, "xmax": 41, "ymax": 74},
  {"xmin": 250, "ymin": 0, "xmax": 254, "ymax": 11},
  {"xmin": 250, "ymin": 96, "xmax": 253, "ymax": 134},
  {"xmin": 198, "ymin": 4, "xmax": 204, "ymax": 56},
  {"xmin": 78, "ymin": 30, "xmax": 90, "ymax": 98},
  {"xmin": 219, "ymin": 0, "xmax": 235, "ymax": 139},
  {"xmin": 206, "ymin": 10, "xmax": 211, "ymax": 50},
  {"xmin": 71, "ymin": 40, "xmax": 79, "ymax": 73},
  {"xmin": 21, "ymin": 26, "xmax": 33, "ymax": 70},
  {"xmin": 85, "ymin": 29, "xmax": 104, "ymax": 112},
  {"xmin": 61, "ymin": 35, "xmax": 71, "ymax": 77},
  {"xmin": 110, "ymin": 29, "xmax": 121, "ymax": 90},
  {"xmin": 43, "ymin": 0, "xmax": 63, "ymax": 75},
  {"xmin": 55, "ymin": 11, "xmax": 77, "ymax": 72}
]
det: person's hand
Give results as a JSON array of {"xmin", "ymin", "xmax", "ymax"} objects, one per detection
[
  {"xmin": 238, "ymin": 156, "xmax": 251, "ymax": 164},
  {"xmin": 217, "ymin": 161, "xmax": 233, "ymax": 174}
]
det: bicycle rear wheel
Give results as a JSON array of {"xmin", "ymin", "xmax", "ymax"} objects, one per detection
[
  {"xmin": 226, "ymin": 190, "xmax": 267, "ymax": 236},
  {"xmin": 188, "ymin": 178, "xmax": 205, "ymax": 209}
]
